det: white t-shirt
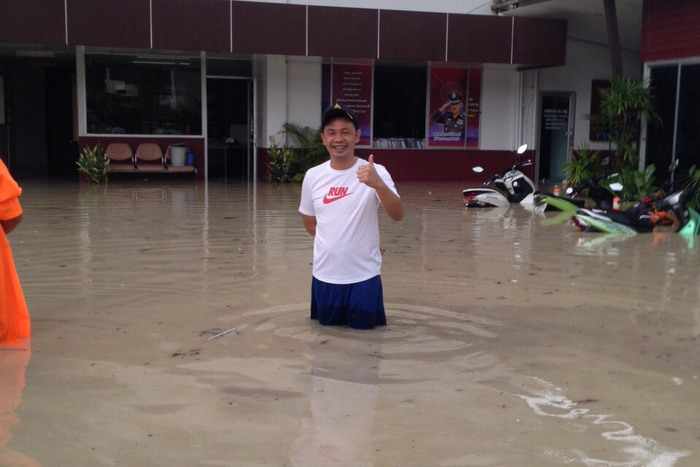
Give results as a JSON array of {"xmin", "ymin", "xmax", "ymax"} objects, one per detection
[{"xmin": 299, "ymin": 157, "xmax": 399, "ymax": 284}]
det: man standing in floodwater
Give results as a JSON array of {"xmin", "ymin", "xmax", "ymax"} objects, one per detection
[{"xmin": 298, "ymin": 104, "xmax": 404, "ymax": 329}]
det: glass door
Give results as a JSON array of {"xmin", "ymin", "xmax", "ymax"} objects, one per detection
[
  {"xmin": 206, "ymin": 77, "xmax": 253, "ymax": 182},
  {"xmin": 539, "ymin": 92, "xmax": 575, "ymax": 184}
]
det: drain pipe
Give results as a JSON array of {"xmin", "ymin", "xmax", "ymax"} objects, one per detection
[{"xmin": 603, "ymin": 0, "xmax": 623, "ymax": 78}]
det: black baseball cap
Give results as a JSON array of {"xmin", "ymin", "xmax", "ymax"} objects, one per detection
[{"xmin": 321, "ymin": 103, "xmax": 357, "ymax": 130}]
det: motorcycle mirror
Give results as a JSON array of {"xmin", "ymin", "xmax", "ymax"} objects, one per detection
[
  {"xmin": 516, "ymin": 144, "xmax": 528, "ymax": 155},
  {"xmin": 609, "ymin": 182, "xmax": 624, "ymax": 192},
  {"xmin": 473, "ymin": 166, "xmax": 485, "ymax": 174}
]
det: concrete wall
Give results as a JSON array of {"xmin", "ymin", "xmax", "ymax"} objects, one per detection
[
  {"xmin": 287, "ymin": 57, "xmax": 322, "ymax": 131},
  {"xmin": 480, "ymin": 66, "xmax": 519, "ymax": 151},
  {"xmin": 259, "ymin": 55, "xmax": 288, "ymax": 146},
  {"xmin": 258, "ymin": 56, "xmax": 322, "ymax": 147},
  {"xmin": 536, "ymin": 38, "xmax": 642, "ymax": 151}
]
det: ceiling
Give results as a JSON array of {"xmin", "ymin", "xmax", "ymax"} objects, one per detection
[{"xmin": 500, "ymin": 0, "xmax": 643, "ymax": 52}]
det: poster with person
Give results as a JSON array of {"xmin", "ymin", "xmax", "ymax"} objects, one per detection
[
  {"xmin": 428, "ymin": 67, "xmax": 467, "ymax": 147},
  {"xmin": 428, "ymin": 67, "xmax": 481, "ymax": 148}
]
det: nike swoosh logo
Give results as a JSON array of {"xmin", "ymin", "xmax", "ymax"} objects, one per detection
[{"xmin": 323, "ymin": 192, "xmax": 351, "ymax": 204}]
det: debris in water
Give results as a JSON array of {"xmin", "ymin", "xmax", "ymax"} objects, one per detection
[
  {"xmin": 207, "ymin": 327, "xmax": 238, "ymax": 341},
  {"xmin": 171, "ymin": 349, "xmax": 201, "ymax": 358}
]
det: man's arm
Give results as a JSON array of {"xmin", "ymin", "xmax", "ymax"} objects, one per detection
[
  {"xmin": 357, "ymin": 155, "xmax": 404, "ymax": 222},
  {"xmin": 302, "ymin": 215, "xmax": 317, "ymax": 237},
  {"xmin": 1, "ymin": 215, "xmax": 22, "ymax": 235},
  {"xmin": 374, "ymin": 184, "xmax": 404, "ymax": 221}
]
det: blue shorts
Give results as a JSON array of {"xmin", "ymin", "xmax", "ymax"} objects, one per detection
[{"xmin": 310, "ymin": 275, "xmax": 387, "ymax": 330}]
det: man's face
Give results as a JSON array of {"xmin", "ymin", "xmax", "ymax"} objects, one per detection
[
  {"xmin": 321, "ymin": 119, "xmax": 360, "ymax": 160},
  {"xmin": 450, "ymin": 103, "xmax": 461, "ymax": 117}
]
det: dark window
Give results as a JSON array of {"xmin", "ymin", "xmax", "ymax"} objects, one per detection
[
  {"xmin": 646, "ymin": 66, "xmax": 678, "ymax": 186},
  {"xmin": 206, "ymin": 58, "xmax": 252, "ymax": 77},
  {"xmin": 676, "ymin": 64, "xmax": 700, "ymax": 179},
  {"xmin": 589, "ymin": 80, "xmax": 610, "ymax": 142},
  {"xmin": 373, "ymin": 64, "xmax": 426, "ymax": 148},
  {"xmin": 86, "ymin": 54, "xmax": 201, "ymax": 135}
]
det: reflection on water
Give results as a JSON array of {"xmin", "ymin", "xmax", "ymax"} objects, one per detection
[
  {"xmin": 0, "ymin": 347, "xmax": 38, "ymax": 466},
  {"xmin": 0, "ymin": 180, "xmax": 697, "ymax": 466}
]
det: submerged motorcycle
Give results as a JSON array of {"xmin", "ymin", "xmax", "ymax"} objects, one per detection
[
  {"xmin": 463, "ymin": 144, "xmax": 536, "ymax": 208},
  {"xmin": 569, "ymin": 187, "xmax": 699, "ymax": 236},
  {"xmin": 535, "ymin": 177, "xmax": 614, "ymax": 212}
]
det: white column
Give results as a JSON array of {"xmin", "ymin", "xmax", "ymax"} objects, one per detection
[
  {"xmin": 263, "ymin": 55, "xmax": 288, "ymax": 146},
  {"xmin": 287, "ymin": 57, "xmax": 322, "ymax": 130},
  {"xmin": 201, "ymin": 51, "xmax": 208, "ymax": 180},
  {"xmin": 639, "ymin": 63, "xmax": 651, "ymax": 170},
  {"xmin": 76, "ymin": 46, "xmax": 87, "ymax": 136}
]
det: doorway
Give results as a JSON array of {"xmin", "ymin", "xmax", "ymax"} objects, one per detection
[
  {"xmin": 0, "ymin": 57, "xmax": 76, "ymax": 178},
  {"xmin": 206, "ymin": 77, "xmax": 254, "ymax": 182},
  {"xmin": 538, "ymin": 92, "xmax": 575, "ymax": 184},
  {"xmin": 46, "ymin": 68, "xmax": 78, "ymax": 178}
]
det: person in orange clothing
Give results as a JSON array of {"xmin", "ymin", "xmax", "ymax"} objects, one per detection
[{"xmin": 0, "ymin": 158, "xmax": 30, "ymax": 347}]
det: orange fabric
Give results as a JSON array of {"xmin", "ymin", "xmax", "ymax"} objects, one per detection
[{"xmin": 0, "ymin": 160, "xmax": 30, "ymax": 345}]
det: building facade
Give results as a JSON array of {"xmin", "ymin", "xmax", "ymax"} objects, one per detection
[{"xmin": 0, "ymin": 0, "xmax": 678, "ymax": 184}]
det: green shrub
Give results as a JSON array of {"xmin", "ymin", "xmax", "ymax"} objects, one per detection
[{"xmin": 76, "ymin": 145, "xmax": 109, "ymax": 184}]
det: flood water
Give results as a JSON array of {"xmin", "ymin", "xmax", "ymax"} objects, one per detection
[{"xmin": 1, "ymin": 180, "xmax": 699, "ymax": 467}]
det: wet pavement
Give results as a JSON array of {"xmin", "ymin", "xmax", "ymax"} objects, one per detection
[{"xmin": 1, "ymin": 180, "xmax": 699, "ymax": 467}]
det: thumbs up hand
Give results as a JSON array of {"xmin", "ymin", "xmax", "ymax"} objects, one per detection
[{"xmin": 357, "ymin": 154, "xmax": 384, "ymax": 189}]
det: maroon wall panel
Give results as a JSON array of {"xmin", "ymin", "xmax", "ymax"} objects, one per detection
[
  {"xmin": 68, "ymin": 0, "xmax": 150, "ymax": 48},
  {"xmin": 356, "ymin": 149, "xmax": 522, "ymax": 182},
  {"xmin": 259, "ymin": 147, "xmax": 531, "ymax": 183},
  {"xmin": 152, "ymin": 0, "xmax": 229, "ymax": 52},
  {"xmin": 308, "ymin": 6, "xmax": 377, "ymax": 59},
  {"xmin": 642, "ymin": 0, "xmax": 700, "ymax": 62},
  {"xmin": 448, "ymin": 15, "xmax": 512, "ymax": 64},
  {"xmin": 232, "ymin": 1, "xmax": 305, "ymax": 56},
  {"xmin": 380, "ymin": 10, "xmax": 446, "ymax": 62},
  {"xmin": 512, "ymin": 17, "xmax": 567, "ymax": 66},
  {"xmin": 0, "ymin": 0, "xmax": 65, "ymax": 46}
]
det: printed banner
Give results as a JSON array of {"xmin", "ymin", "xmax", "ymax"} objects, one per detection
[
  {"xmin": 429, "ymin": 67, "xmax": 467, "ymax": 147},
  {"xmin": 330, "ymin": 64, "xmax": 373, "ymax": 146},
  {"xmin": 466, "ymin": 68, "xmax": 481, "ymax": 148},
  {"xmin": 428, "ymin": 67, "xmax": 481, "ymax": 148}
]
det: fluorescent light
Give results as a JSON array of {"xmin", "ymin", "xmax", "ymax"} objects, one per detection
[
  {"xmin": 132, "ymin": 60, "xmax": 178, "ymax": 65},
  {"xmin": 135, "ymin": 54, "xmax": 194, "ymax": 60},
  {"xmin": 132, "ymin": 60, "xmax": 191, "ymax": 66}
]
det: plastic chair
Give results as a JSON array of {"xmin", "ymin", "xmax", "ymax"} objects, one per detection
[
  {"xmin": 105, "ymin": 143, "xmax": 135, "ymax": 172},
  {"xmin": 135, "ymin": 143, "xmax": 165, "ymax": 171}
]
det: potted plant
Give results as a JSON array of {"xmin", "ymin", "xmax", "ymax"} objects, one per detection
[
  {"xmin": 76, "ymin": 144, "xmax": 109, "ymax": 184},
  {"xmin": 266, "ymin": 142, "xmax": 296, "ymax": 183},
  {"xmin": 601, "ymin": 77, "xmax": 657, "ymax": 169}
]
